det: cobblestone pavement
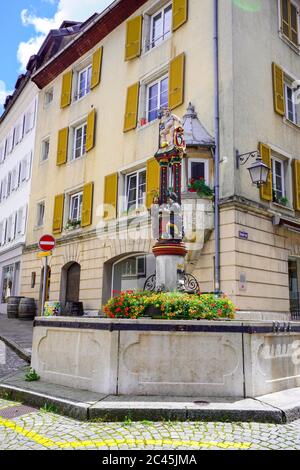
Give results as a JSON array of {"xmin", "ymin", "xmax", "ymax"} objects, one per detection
[
  {"xmin": 0, "ymin": 342, "xmax": 28, "ymax": 379},
  {"xmin": 0, "ymin": 399, "xmax": 300, "ymax": 450}
]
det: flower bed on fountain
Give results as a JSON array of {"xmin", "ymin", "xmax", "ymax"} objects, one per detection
[{"xmin": 104, "ymin": 291, "xmax": 236, "ymax": 320}]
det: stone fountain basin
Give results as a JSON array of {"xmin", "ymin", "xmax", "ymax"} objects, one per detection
[{"xmin": 31, "ymin": 317, "xmax": 300, "ymax": 398}]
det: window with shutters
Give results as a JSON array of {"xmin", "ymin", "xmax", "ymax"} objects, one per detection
[
  {"xmin": 125, "ymin": 169, "xmax": 147, "ymax": 213},
  {"xmin": 75, "ymin": 65, "xmax": 92, "ymax": 101},
  {"xmin": 280, "ymin": 0, "xmax": 299, "ymax": 48},
  {"xmin": 5, "ymin": 131, "xmax": 14, "ymax": 157},
  {"xmin": 147, "ymin": 2, "xmax": 172, "ymax": 51},
  {"xmin": 147, "ymin": 75, "xmax": 169, "ymax": 122},
  {"xmin": 284, "ymin": 82, "xmax": 300, "ymax": 125},
  {"xmin": 73, "ymin": 123, "xmax": 87, "ymax": 160},
  {"xmin": 69, "ymin": 192, "xmax": 83, "ymax": 225},
  {"xmin": 270, "ymin": 152, "xmax": 292, "ymax": 207}
]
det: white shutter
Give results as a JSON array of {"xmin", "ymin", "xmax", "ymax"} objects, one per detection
[
  {"xmin": 10, "ymin": 214, "xmax": 16, "ymax": 241},
  {"xmin": 0, "ymin": 144, "xmax": 4, "ymax": 163},
  {"xmin": 26, "ymin": 152, "xmax": 32, "ymax": 180},
  {"xmin": 1, "ymin": 220, "xmax": 6, "ymax": 245},
  {"xmin": 16, "ymin": 209, "xmax": 22, "ymax": 236},
  {"xmin": 21, "ymin": 158, "xmax": 27, "ymax": 182},
  {"xmin": 2, "ymin": 178, "xmax": 7, "ymax": 200},
  {"xmin": 0, "ymin": 223, "xmax": 2, "ymax": 246},
  {"xmin": 21, "ymin": 205, "xmax": 27, "ymax": 235}
]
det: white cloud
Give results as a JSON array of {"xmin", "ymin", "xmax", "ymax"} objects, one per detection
[
  {"xmin": 0, "ymin": 81, "xmax": 13, "ymax": 106},
  {"xmin": 17, "ymin": 0, "xmax": 113, "ymax": 71}
]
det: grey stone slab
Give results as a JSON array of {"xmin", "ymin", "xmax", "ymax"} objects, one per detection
[{"xmin": 258, "ymin": 387, "xmax": 300, "ymax": 422}]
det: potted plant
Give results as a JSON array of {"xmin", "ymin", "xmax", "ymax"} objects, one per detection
[
  {"xmin": 65, "ymin": 219, "xmax": 81, "ymax": 230},
  {"xmin": 188, "ymin": 177, "xmax": 214, "ymax": 198}
]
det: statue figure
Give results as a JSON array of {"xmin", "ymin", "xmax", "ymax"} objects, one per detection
[{"xmin": 159, "ymin": 107, "xmax": 183, "ymax": 149}]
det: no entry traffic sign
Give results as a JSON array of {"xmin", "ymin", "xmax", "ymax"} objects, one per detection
[{"xmin": 39, "ymin": 234, "xmax": 56, "ymax": 252}]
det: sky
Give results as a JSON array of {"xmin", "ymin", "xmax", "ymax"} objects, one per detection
[{"xmin": 0, "ymin": 0, "xmax": 112, "ymax": 111}]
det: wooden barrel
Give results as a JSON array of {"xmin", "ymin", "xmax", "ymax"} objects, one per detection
[
  {"xmin": 64, "ymin": 301, "xmax": 84, "ymax": 317},
  {"xmin": 18, "ymin": 298, "xmax": 36, "ymax": 320},
  {"xmin": 7, "ymin": 297, "xmax": 23, "ymax": 319}
]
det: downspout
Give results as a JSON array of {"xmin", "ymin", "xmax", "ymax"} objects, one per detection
[{"xmin": 213, "ymin": 0, "xmax": 221, "ymax": 294}]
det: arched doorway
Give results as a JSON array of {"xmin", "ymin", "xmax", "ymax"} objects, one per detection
[{"xmin": 60, "ymin": 262, "xmax": 81, "ymax": 306}]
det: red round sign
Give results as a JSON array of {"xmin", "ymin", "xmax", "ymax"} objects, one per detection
[{"xmin": 39, "ymin": 234, "xmax": 56, "ymax": 252}]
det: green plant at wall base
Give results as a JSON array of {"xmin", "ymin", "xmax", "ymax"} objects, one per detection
[
  {"xmin": 104, "ymin": 291, "xmax": 236, "ymax": 320},
  {"xmin": 25, "ymin": 368, "xmax": 40, "ymax": 382},
  {"xmin": 188, "ymin": 177, "xmax": 214, "ymax": 198}
]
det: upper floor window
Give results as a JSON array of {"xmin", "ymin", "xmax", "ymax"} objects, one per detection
[
  {"xmin": 41, "ymin": 138, "xmax": 50, "ymax": 162},
  {"xmin": 280, "ymin": 0, "xmax": 299, "ymax": 47},
  {"xmin": 285, "ymin": 81, "xmax": 300, "ymax": 125},
  {"xmin": 5, "ymin": 131, "xmax": 14, "ymax": 157},
  {"xmin": 37, "ymin": 202, "xmax": 45, "ymax": 227},
  {"xmin": 150, "ymin": 3, "xmax": 172, "ymax": 49},
  {"xmin": 77, "ymin": 65, "xmax": 92, "ymax": 100},
  {"xmin": 126, "ymin": 169, "xmax": 146, "ymax": 212},
  {"xmin": 147, "ymin": 75, "xmax": 169, "ymax": 122},
  {"xmin": 73, "ymin": 123, "xmax": 87, "ymax": 159},
  {"xmin": 69, "ymin": 192, "xmax": 83, "ymax": 223},
  {"xmin": 272, "ymin": 157, "xmax": 286, "ymax": 203},
  {"xmin": 44, "ymin": 88, "xmax": 54, "ymax": 106}
]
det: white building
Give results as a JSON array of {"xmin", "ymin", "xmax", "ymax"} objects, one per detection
[{"xmin": 0, "ymin": 73, "xmax": 38, "ymax": 313}]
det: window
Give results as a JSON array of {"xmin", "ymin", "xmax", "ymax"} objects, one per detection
[
  {"xmin": 73, "ymin": 123, "xmax": 87, "ymax": 159},
  {"xmin": 188, "ymin": 159, "xmax": 210, "ymax": 185},
  {"xmin": 121, "ymin": 256, "xmax": 146, "ymax": 277},
  {"xmin": 272, "ymin": 157, "xmax": 286, "ymax": 203},
  {"xmin": 24, "ymin": 102, "xmax": 36, "ymax": 133},
  {"xmin": 149, "ymin": 3, "xmax": 172, "ymax": 50},
  {"xmin": 281, "ymin": 0, "xmax": 299, "ymax": 46},
  {"xmin": 125, "ymin": 169, "xmax": 146, "ymax": 212},
  {"xmin": 1, "ymin": 264, "xmax": 15, "ymax": 302},
  {"xmin": 37, "ymin": 202, "xmax": 45, "ymax": 227},
  {"xmin": 44, "ymin": 88, "xmax": 54, "ymax": 106},
  {"xmin": 77, "ymin": 65, "xmax": 92, "ymax": 100},
  {"xmin": 41, "ymin": 138, "xmax": 50, "ymax": 162},
  {"xmin": 69, "ymin": 192, "xmax": 83, "ymax": 222},
  {"xmin": 285, "ymin": 83, "xmax": 300, "ymax": 124},
  {"xmin": 147, "ymin": 75, "xmax": 168, "ymax": 122}
]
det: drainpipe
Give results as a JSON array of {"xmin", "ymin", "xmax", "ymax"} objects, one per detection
[{"xmin": 213, "ymin": 0, "xmax": 221, "ymax": 294}]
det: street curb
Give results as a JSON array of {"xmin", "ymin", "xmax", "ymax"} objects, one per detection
[
  {"xmin": 0, "ymin": 335, "xmax": 31, "ymax": 364},
  {"xmin": 0, "ymin": 383, "xmax": 291, "ymax": 424}
]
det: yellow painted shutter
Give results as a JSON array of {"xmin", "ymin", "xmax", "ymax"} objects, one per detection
[
  {"xmin": 91, "ymin": 47, "xmax": 103, "ymax": 90},
  {"xmin": 53, "ymin": 194, "xmax": 64, "ymax": 234},
  {"xmin": 272, "ymin": 62, "xmax": 285, "ymax": 116},
  {"xmin": 169, "ymin": 53, "xmax": 185, "ymax": 110},
  {"xmin": 125, "ymin": 15, "xmax": 143, "ymax": 61},
  {"xmin": 60, "ymin": 71, "xmax": 72, "ymax": 108},
  {"xmin": 124, "ymin": 82, "xmax": 140, "ymax": 132},
  {"xmin": 104, "ymin": 173, "xmax": 118, "ymax": 219},
  {"xmin": 259, "ymin": 143, "xmax": 273, "ymax": 202},
  {"xmin": 81, "ymin": 182, "xmax": 94, "ymax": 227},
  {"xmin": 172, "ymin": 0, "xmax": 188, "ymax": 32},
  {"xmin": 56, "ymin": 127, "xmax": 69, "ymax": 166},
  {"xmin": 146, "ymin": 158, "xmax": 160, "ymax": 209},
  {"xmin": 293, "ymin": 160, "xmax": 300, "ymax": 211},
  {"xmin": 86, "ymin": 109, "xmax": 96, "ymax": 152}
]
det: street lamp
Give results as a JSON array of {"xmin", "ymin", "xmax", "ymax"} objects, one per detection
[{"xmin": 236, "ymin": 150, "xmax": 270, "ymax": 187}]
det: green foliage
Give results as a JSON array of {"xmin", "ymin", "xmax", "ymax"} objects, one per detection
[
  {"xmin": 40, "ymin": 403, "xmax": 58, "ymax": 414},
  {"xmin": 25, "ymin": 368, "xmax": 40, "ymax": 382},
  {"xmin": 104, "ymin": 291, "xmax": 236, "ymax": 320},
  {"xmin": 188, "ymin": 177, "xmax": 214, "ymax": 198}
]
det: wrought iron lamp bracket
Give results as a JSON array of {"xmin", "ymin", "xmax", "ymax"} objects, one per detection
[{"xmin": 236, "ymin": 150, "xmax": 260, "ymax": 169}]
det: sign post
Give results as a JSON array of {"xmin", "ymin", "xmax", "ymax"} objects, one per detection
[{"xmin": 38, "ymin": 235, "xmax": 56, "ymax": 316}]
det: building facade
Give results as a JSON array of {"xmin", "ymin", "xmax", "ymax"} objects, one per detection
[
  {"xmin": 18, "ymin": 0, "xmax": 300, "ymax": 319},
  {"xmin": 0, "ymin": 73, "xmax": 38, "ymax": 314}
]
